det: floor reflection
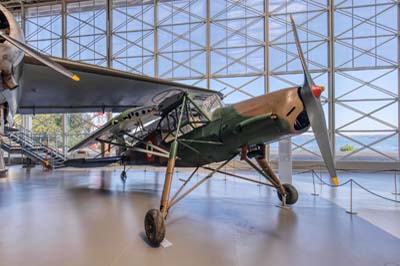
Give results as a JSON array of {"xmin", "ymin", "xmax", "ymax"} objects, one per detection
[{"xmin": 0, "ymin": 166, "xmax": 399, "ymax": 266}]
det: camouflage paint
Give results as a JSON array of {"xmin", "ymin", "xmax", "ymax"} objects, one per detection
[{"xmin": 175, "ymin": 87, "xmax": 310, "ymax": 166}]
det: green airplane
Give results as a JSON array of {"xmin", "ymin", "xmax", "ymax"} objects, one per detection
[
  {"xmin": 67, "ymin": 16, "xmax": 339, "ymax": 246},
  {"xmin": 0, "ymin": 3, "xmax": 337, "ymax": 238}
]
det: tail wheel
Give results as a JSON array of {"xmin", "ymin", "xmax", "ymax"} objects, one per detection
[
  {"xmin": 120, "ymin": 170, "xmax": 127, "ymax": 182},
  {"xmin": 144, "ymin": 209, "xmax": 165, "ymax": 246},
  {"xmin": 277, "ymin": 183, "xmax": 298, "ymax": 205}
]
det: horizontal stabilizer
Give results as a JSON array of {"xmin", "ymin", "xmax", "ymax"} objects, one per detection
[{"xmin": 64, "ymin": 156, "xmax": 122, "ymax": 168}]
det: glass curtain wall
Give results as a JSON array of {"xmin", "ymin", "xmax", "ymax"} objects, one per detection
[{"xmin": 7, "ymin": 0, "xmax": 399, "ymax": 163}]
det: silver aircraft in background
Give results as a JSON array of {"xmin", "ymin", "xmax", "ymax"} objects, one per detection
[
  {"xmin": 0, "ymin": 4, "xmax": 80, "ymax": 125},
  {"xmin": 0, "ymin": 3, "xmax": 218, "ymax": 125}
]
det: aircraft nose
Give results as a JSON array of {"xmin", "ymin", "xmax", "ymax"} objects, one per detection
[{"xmin": 312, "ymin": 85, "xmax": 325, "ymax": 98}]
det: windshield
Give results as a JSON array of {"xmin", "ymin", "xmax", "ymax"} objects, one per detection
[{"xmin": 192, "ymin": 93, "xmax": 224, "ymax": 118}]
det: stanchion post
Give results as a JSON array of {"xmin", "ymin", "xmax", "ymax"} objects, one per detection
[
  {"xmin": 319, "ymin": 166, "xmax": 322, "ymax": 183},
  {"xmin": 346, "ymin": 179, "xmax": 357, "ymax": 215},
  {"xmin": 392, "ymin": 170, "xmax": 400, "ymax": 196},
  {"xmin": 311, "ymin": 170, "xmax": 319, "ymax": 196},
  {"xmin": 224, "ymin": 165, "xmax": 227, "ymax": 182}
]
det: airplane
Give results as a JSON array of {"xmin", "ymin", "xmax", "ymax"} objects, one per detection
[
  {"xmin": 0, "ymin": 3, "xmax": 338, "ymax": 246},
  {"xmin": 66, "ymin": 16, "xmax": 339, "ymax": 245}
]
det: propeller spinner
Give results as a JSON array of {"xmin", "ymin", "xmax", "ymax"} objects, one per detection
[{"xmin": 289, "ymin": 15, "xmax": 339, "ymax": 186}]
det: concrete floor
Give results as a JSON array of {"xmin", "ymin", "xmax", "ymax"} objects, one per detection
[{"xmin": 0, "ymin": 166, "xmax": 399, "ymax": 266}]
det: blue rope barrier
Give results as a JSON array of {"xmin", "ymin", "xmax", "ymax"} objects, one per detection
[
  {"xmin": 351, "ymin": 179, "xmax": 400, "ymax": 204},
  {"xmin": 308, "ymin": 170, "xmax": 400, "ymax": 203}
]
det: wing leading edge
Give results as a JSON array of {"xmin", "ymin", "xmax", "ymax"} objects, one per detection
[{"xmin": 19, "ymin": 56, "xmax": 222, "ymax": 114}]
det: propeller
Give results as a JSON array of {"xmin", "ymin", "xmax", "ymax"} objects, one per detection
[
  {"xmin": 289, "ymin": 15, "xmax": 338, "ymax": 186},
  {"xmin": 0, "ymin": 31, "xmax": 80, "ymax": 82}
]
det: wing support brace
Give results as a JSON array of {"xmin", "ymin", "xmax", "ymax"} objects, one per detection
[
  {"xmin": 167, "ymin": 156, "xmax": 283, "ymax": 212},
  {"xmin": 97, "ymin": 138, "xmax": 170, "ymax": 159}
]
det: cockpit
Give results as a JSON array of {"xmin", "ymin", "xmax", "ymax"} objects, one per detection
[{"xmin": 158, "ymin": 92, "xmax": 223, "ymax": 143}]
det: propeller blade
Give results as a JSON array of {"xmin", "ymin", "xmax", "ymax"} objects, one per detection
[
  {"xmin": 301, "ymin": 86, "xmax": 338, "ymax": 186},
  {"xmin": 289, "ymin": 15, "xmax": 338, "ymax": 186},
  {"xmin": 289, "ymin": 15, "xmax": 314, "ymax": 88},
  {"xmin": 0, "ymin": 31, "xmax": 80, "ymax": 82}
]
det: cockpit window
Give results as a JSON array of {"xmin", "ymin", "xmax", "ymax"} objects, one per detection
[
  {"xmin": 192, "ymin": 94, "xmax": 224, "ymax": 118},
  {"xmin": 158, "ymin": 93, "xmax": 222, "ymax": 143}
]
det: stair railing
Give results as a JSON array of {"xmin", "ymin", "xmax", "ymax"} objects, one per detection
[{"xmin": 6, "ymin": 124, "xmax": 66, "ymax": 167}]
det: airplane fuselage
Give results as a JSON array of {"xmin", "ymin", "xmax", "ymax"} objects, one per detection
[
  {"xmin": 119, "ymin": 87, "xmax": 311, "ymax": 167},
  {"xmin": 174, "ymin": 87, "xmax": 310, "ymax": 166}
]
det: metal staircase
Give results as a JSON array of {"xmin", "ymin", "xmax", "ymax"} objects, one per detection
[{"xmin": 1, "ymin": 125, "xmax": 66, "ymax": 169}]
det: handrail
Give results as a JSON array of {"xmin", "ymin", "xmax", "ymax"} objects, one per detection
[
  {"xmin": 4, "ymin": 124, "xmax": 66, "ymax": 168},
  {"xmin": 10, "ymin": 126, "xmax": 65, "ymax": 159}
]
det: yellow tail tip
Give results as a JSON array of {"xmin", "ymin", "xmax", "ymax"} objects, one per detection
[
  {"xmin": 332, "ymin": 176, "xmax": 339, "ymax": 186},
  {"xmin": 72, "ymin": 74, "xmax": 80, "ymax": 81}
]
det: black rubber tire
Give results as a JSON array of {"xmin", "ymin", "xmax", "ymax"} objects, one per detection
[
  {"xmin": 277, "ymin": 183, "xmax": 299, "ymax": 205},
  {"xmin": 144, "ymin": 209, "xmax": 165, "ymax": 246}
]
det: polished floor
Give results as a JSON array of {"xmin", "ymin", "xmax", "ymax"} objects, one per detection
[{"xmin": 0, "ymin": 166, "xmax": 399, "ymax": 266}]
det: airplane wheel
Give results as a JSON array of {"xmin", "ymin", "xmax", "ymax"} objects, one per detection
[
  {"xmin": 120, "ymin": 171, "xmax": 127, "ymax": 182},
  {"xmin": 277, "ymin": 183, "xmax": 298, "ymax": 205},
  {"xmin": 144, "ymin": 209, "xmax": 165, "ymax": 246}
]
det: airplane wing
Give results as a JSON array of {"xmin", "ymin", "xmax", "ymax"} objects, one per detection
[
  {"xmin": 68, "ymin": 105, "xmax": 161, "ymax": 152},
  {"xmin": 18, "ymin": 56, "xmax": 221, "ymax": 114}
]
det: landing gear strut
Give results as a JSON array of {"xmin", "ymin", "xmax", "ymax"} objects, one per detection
[
  {"xmin": 143, "ymin": 95, "xmax": 299, "ymax": 246},
  {"xmin": 143, "ymin": 95, "xmax": 230, "ymax": 246},
  {"xmin": 245, "ymin": 150, "xmax": 299, "ymax": 206},
  {"xmin": 142, "ymin": 150, "xmax": 297, "ymax": 246},
  {"xmin": 144, "ymin": 96, "xmax": 188, "ymax": 246}
]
